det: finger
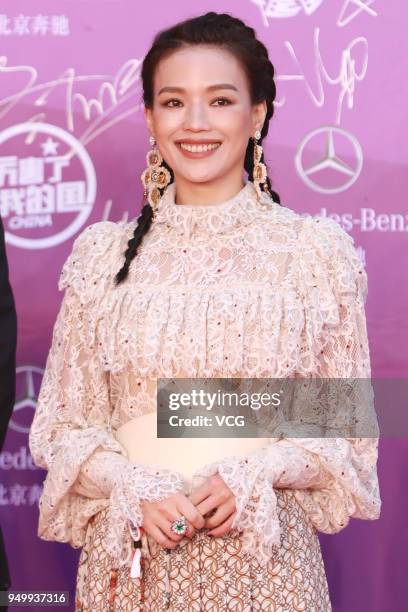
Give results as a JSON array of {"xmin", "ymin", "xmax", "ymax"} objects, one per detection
[
  {"xmin": 204, "ymin": 498, "xmax": 236, "ymax": 530},
  {"xmin": 144, "ymin": 521, "xmax": 179, "ymax": 549},
  {"xmin": 154, "ymin": 496, "xmax": 197, "ymax": 538},
  {"xmin": 155, "ymin": 514, "xmax": 189, "ymax": 542},
  {"xmin": 159, "ymin": 508, "xmax": 197, "ymax": 540},
  {"xmin": 188, "ymin": 480, "xmax": 213, "ymax": 506},
  {"xmin": 203, "ymin": 507, "xmax": 217, "ymax": 519},
  {"xmin": 195, "ymin": 494, "xmax": 223, "ymax": 519},
  {"xmin": 207, "ymin": 511, "xmax": 237, "ymax": 537},
  {"xmin": 176, "ymin": 495, "xmax": 206, "ymax": 530},
  {"xmin": 188, "ymin": 473, "xmax": 230, "ymax": 506}
]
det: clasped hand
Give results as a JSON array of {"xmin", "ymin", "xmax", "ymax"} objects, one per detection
[{"xmin": 140, "ymin": 473, "xmax": 237, "ymax": 549}]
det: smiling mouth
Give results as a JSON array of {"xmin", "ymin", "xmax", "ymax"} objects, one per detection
[{"xmin": 177, "ymin": 142, "xmax": 221, "ymax": 153}]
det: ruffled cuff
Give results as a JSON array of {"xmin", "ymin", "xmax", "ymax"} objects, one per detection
[
  {"xmin": 290, "ymin": 437, "xmax": 381, "ymax": 533},
  {"xmin": 105, "ymin": 463, "xmax": 187, "ymax": 568},
  {"xmin": 37, "ymin": 426, "xmax": 128, "ymax": 545},
  {"xmin": 202, "ymin": 437, "xmax": 380, "ymax": 566},
  {"xmin": 216, "ymin": 450, "xmax": 280, "ymax": 565},
  {"xmin": 214, "ymin": 443, "xmax": 329, "ymax": 565},
  {"xmin": 72, "ymin": 450, "xmax": 129, "ymax": 499}
]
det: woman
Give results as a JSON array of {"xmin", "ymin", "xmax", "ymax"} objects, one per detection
[{"xmin": 29, "ymin": 11, "xmax": 381, "ymax": 611}]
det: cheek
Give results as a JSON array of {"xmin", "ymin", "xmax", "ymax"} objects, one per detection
[
  {"xmin": 153, "ymin": 111, "xmax": 179, "ymax": 140},
  {"xmin": 221, "ymin": 109, "xmax": 251, "ymax": 140}
]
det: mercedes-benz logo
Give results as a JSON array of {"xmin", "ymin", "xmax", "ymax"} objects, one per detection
[
  {"xmin": 11, "ymin": 365, "xmax": 44, "ymax": 434},
  {"xmin": 295, "ymin": 125, "xmax": 363, "ymax": 194}
]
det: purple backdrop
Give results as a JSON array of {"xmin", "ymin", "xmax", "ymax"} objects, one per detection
[{"xmin": 1, "ymin": 1, "xmax": 407, "ymax": 610}]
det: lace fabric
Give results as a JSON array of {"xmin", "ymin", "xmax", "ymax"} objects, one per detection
[{"xmin": 28, "ymin": 180, "xmax": 381, "ymax": 569}]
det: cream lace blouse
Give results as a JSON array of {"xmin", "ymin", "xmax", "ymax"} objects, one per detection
[{"xmin": 28, "ymin": 180, "xmax": 381, "ymax": 569}]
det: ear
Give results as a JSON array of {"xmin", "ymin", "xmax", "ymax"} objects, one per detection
[
  {"xmin": 144, "ymin": 106, "xmax": 154, "ymax": 135},
  {"xmin": 251, "ymin": 100, "xmax": 267, "ymax": 134}
]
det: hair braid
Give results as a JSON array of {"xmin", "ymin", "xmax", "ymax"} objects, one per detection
[
  {"xmin": 241, "ymin": 27, "xmax": 280, "ymax": 203},
  {"xmin": 114, "ymin": 199, "xmax": 154, "ymax": 284}
]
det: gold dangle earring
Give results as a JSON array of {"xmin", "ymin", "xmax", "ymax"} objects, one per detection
[
  {"xmin": 252, "ymin": 129, "xmax": 271, "ymax": 201},
  {"xmin": 141, "ymin": 134, "xmax": 171, "ymax": 216}
]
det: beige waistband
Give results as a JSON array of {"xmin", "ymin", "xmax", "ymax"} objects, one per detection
[{"xmin": 115, "ymin": 412, "xmax": 268, "ymax": 483}]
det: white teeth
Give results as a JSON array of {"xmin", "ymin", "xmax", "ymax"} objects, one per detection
[{"xmin": 179, "ymin": 142, "xmax": 221, "ymax": 153}]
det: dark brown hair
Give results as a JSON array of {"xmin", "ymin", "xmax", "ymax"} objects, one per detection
[{"xmin": 115, "ymin": 11, "xmax": 281, "ymax": 284}]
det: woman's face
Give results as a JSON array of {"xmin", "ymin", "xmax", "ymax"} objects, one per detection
[{"xmin": 144, "ymin": 45, "xmax": 266, "ymax": 188}]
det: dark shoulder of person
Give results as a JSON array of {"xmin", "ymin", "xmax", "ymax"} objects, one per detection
[{"xmin": 0, "ymin": 215, "xmax": 17, "ymax": 452}]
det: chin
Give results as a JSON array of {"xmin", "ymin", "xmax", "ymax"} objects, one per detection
[{"xmin": 175, "ymin": 172, "xmax": 222, "ymax": 184}]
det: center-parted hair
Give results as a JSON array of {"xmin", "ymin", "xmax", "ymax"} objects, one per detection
[{"xmin": 115, "ymin": 11, "xmax": 281, "ymax": 285}]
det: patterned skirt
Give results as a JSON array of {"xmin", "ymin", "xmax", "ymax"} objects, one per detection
[{"xmin": 75, "ymin": 489, "xmax": 332, "ymax": 611}]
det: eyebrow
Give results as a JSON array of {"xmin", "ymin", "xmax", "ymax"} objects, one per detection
[{"xmin": 157, "ymin": 83, "xmax": 239, "ymax": 95}]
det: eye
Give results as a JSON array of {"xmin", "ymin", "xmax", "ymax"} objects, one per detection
[
  {"xmin": 212, "ymin": 97, "xmax": 232, "ymax": 106},
  {"xmin": 163, "ymin": 99, "xmax": 182, "ymax": 108}
]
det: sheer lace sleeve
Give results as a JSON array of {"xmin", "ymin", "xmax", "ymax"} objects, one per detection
[
  {"xmin": 28, "ymin": 222, "xmax": 186, "ymax": 567},
  {"xmin": 195, "ymin": 218, "xmax": 381, "ymax": 565},
  {"xmin": 288, "ymin": 217, "xmax": 381, "ymax": 536}
]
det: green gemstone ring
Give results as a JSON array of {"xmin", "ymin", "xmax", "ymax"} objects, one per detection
[{"xmin": 171, "ymin": 515, "xmax": 188, "ymax": 535}]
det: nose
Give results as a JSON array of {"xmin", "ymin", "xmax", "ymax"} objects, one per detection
[{"xmin": 182, "ymin": 101, "xmax": 211, "ymax": 131}]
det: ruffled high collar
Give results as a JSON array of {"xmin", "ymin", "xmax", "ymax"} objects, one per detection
[{"xmin": 153, "ymin": 180, "xmax": 276, "ymax": 236}]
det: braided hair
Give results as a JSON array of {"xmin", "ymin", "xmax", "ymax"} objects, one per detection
[{"xmin": 115, "ymin": 11, "xmax": 281, "ymax": 285}]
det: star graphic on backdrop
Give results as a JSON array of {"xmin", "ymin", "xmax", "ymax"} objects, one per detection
[{"xmin": 40, "ymin": 137, "xmax": 60, "ymax": 156}]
